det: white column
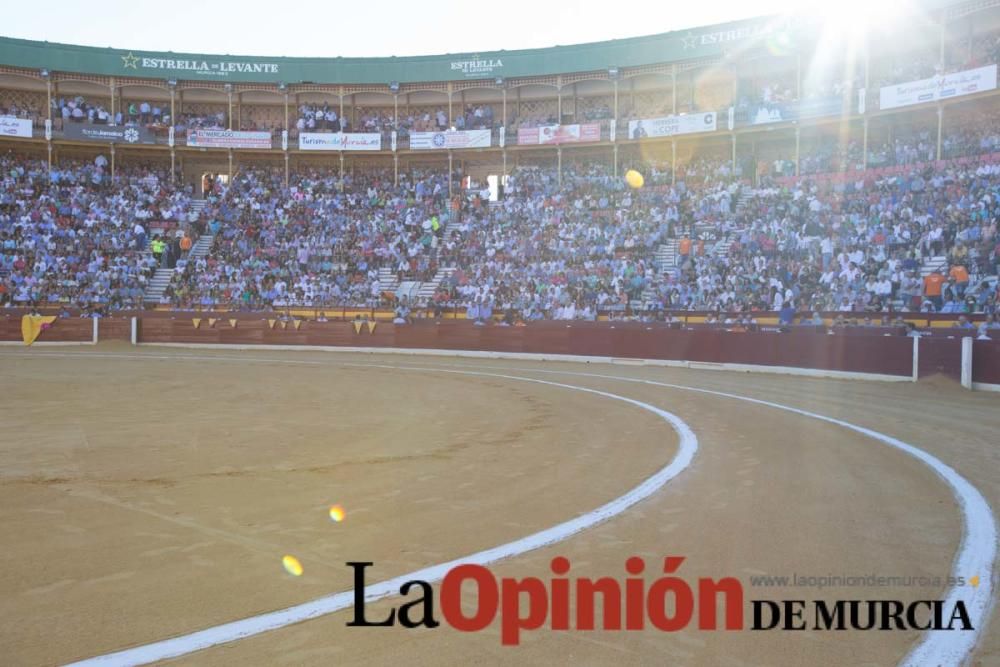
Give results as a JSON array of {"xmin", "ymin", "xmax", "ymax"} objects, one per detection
[
  {"xmin": 960, "ymin": 336, "xmax": 973, "ymax": 390},
  {"xmin": 131, "ymin": 317, "xmax": 138, "ymax": 345},
  {"xmin": 92, "ymin": 317, "xmax": 99, "ymax": 344},
  {"xmin": 911, "ymin": 335, "xmax": 919, "ymax": 382}
]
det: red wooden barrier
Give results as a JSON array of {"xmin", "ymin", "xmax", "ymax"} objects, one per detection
[
  {"xmin": 0, "ymin": 314, "xmax": 93, "ymax": 344},
  {"xmin": 135, "ymin": 319, "xmax": 917, "ymax": 378},
  {"xmin": 5, "ymin": 314, "xmax": 993, "ymax": 388},
  {"xmin": 972, "ymin": 341, "xmax": 1000, "ymax": 386}
]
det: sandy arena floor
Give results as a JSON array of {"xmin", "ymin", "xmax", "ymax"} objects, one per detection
[{"xmin": 0, "ymin": 343, "xmax": 997, "ymax": 666}]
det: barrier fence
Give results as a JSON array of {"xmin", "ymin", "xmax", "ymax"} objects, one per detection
[{"xmin": 4, "ymin": 314, "xmax": 997, "ymax": 390}]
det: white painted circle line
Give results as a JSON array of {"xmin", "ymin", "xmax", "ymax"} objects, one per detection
[
  {"xmin": 61, "ymin": 363, "xmax": 698, "ymax": 667},
  {"xmin": 423, "ymin": 362, "xmax": 996, "ymax": 667}
]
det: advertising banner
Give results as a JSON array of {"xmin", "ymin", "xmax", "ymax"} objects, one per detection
[
  {"xmin": 879, "ymin": 64, "xmax": 997, "ymax": 110},
  {"xmin": 0, "ymin": 116, "xmax": 32, "ymax": 138},
  {"xmin": 627, "ymin": 112, "xmax": 716, "ymax": 139},
  {"xmin": 409, "ymin": 129, "xmax": 491, "ymax": 150},
  {"xmin": 517, "ymin": 123, "xmax": 601, "ymax": 145},
  {"xmin": 297, "ymin": 132, "xmax": 382, "ymax": 151},
  {"xmin": 938, "ymin": 64, "xmax": 997, "ymax": 101},
  {"xmin": 748, "ymin": 103, "xmax": 796, "ymax": 125},
  {"xmin": 187, "ymin": 129, "xmax": 272, "ymax": 149},
  {"xmin": 796, "ymin": 96, "xmax": 846, "ymax": 120},
  {"xmin": 63, "ymin": 123, "xmax": 157, "ymax": 144}
]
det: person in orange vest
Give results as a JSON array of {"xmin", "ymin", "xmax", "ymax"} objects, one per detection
[
  {"xmin": 948, "ymin": 263, "xmax": 969, "ymax": 297},
  {"xmin": 678, "ymin": 234, "xmax": 692, "ymax": 263},
  {"xmin": 179, "ymin": 234, "xmax": 193, "ymax": 255},
  {"xmin": 923, "ymin": 269, "xmax": 945, "ymax": 310}
]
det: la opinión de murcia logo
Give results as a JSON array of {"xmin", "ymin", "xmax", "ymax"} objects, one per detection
[{"xmin": 346, "ymin": 557, "xmax": 974, "ymax": 645}]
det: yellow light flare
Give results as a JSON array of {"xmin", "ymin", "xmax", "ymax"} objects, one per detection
[
  {"xmin": 282, "ymin": 555, "xmax": 303, "ymax": 577},
  {"xmin": 625, "ymin": 169, "xmax": 644, "ymax": 189},
  {"xmin": 329, "ymin": 504, "xmax": 346, "ymax": 523}
]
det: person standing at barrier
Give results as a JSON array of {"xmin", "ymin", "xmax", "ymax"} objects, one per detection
[
  {"xmin": 924, "ymin": 269, "xmax": 945, "ymax": 310},
  {"xmin": 778, "ymin": 302, "xmax": 796, "ymax": 327},
  {"xmin": 466, "ymin": 300, "xmax": 481, "ymax": 324},
  {"xmin": 949, "ymin": 263, "xmax": 970, "ymax": 297}
]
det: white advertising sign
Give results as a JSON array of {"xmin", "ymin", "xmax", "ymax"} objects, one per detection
[
  {"xmin": 187, "ymin": 129, "xmax": 272, "ymax": 149},
  {"xmin": 409, "ymin": 130, "xmax": 491, "ymax": 150},
  {"xmin": 879, "ymin": 65, "xmax": 997, "ymax": 110},
  {"xmin": 297, "ymin": 132, "xmax": 382, "ymax": 151},
  {"xmin": 628, "ymin": 112, "xmax": 717, "ymax": 139},
  {"xmin": 0, "ymin": 116, "xmax": 33, "ymax": 138}
]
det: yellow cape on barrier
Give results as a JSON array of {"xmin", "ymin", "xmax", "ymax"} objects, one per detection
[{"xmin": 21, "ymin": 315, "xmax": 57, "ymax": 346}]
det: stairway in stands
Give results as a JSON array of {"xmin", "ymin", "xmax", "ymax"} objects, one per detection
[
  {"xmin": 734, "ymin": 188, "xmax": 754, "ymax": 217},
  {"xmin": 637, "ymin": 242, "xmax": 678, "ymax": 307},
  {"xmin": 376, "ymin": 267, "xmax": 400, "ymax": 295},
  {"xmin": 143, "ymin": 199, "xmax": 212, "ymax": 305},
  {"xmin": 415, "ymin": 266, "xmax": 457, "ymax": 301},
  {"xmin": 713, "ymin": 234, "xmax": 735, "ymax": 258},
  {"xmin": 656, "ymin": 240, "xmax": 679, "ymax": 271},
  {"xmin": 920, "ymin": 255, "xmax": 948, "ymax": 277},
  {"xmin": 642, "ymin": 232, "xmax": 735, "ymax": 307}
]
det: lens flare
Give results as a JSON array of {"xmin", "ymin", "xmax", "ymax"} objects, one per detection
[
  {"xmin": 329, "ymin": 504, "xmax": 345, "ymax": 522},
  {"xmin": 625, "ymin": 169, "xmax": 644, "ymax": 189},
  {"xmin": 282, "ymin": 555, "xmax": 303, "ymax": 577}
]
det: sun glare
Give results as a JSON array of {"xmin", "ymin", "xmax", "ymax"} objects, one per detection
[{"xmin": 804, "ymin": 0, "xmax": 912, "ymax": 36}]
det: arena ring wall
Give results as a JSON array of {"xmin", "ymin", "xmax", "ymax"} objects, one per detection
[{"xmin": 4, "ymin": 313, "xmax": 999, "ymax": 389}]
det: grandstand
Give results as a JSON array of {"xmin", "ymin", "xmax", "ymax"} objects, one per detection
[{"xmin": 1, "ymin": 2, "xmax": 999, "ymax": 330}]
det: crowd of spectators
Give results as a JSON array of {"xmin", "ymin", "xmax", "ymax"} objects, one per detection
[
  {"xmin": 296, "ymin": 104, "xmax": 348, "ymax": 133},
  {"xmin": 731, "ymin": 69, "xmax": 798, "ymax": 125},
  {"xmin": 4, "ymin": 99, "xmax": 1000, "ymax": 321},
  {"xmin": 157, "ymin": 135, "xmax": 999, "ymax": 321},
  {"xmin": 293, "ymin": 104, "xmax": 498, "ymax": 136},
  {"xmin": 164, "ymin": 167, "xmax": 452, "ymax": 309},
  {"xmin": 44, "ymin": 96, "xmax": 226, "ymax": 135},
  {"xmin": 0, "ymin": 96, "xmax": 46, "ymax": 126},
  {"xmin": 0, "ymin": 154, "xmax": 199, "ymax": 310},
  {"xmin": 756, "ymin": 113, "xmax": 1000, "ymax": 179},
  {"xmin": 684, "ymin": 157, "xmax": 1000, "ymax": 317}
]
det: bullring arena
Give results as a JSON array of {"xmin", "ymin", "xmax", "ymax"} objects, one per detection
[
  {"xmin": 1, "ymin": 319, "xmax": 998, "ymax": 665},
  {"xmin": 3, "ymin": 0, "xmax": 1000, "ymax": 664}
]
